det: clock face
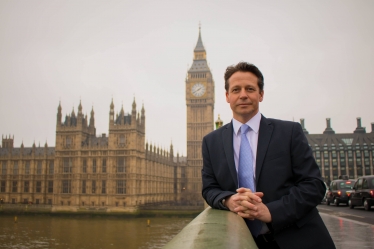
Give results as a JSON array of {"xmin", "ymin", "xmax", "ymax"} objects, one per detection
[{"xmin": 191, "ymin": 83, "xmax": 206, "ymax": 97}]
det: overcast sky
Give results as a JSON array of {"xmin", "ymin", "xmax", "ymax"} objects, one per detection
[{"xmin": 0, "ymin": 0, "xmax": 373, "ymax": 155}]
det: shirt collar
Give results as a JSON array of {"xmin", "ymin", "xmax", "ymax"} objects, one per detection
[{"xmin": 232, "ymin": 112, "xmax": 262, "ymax": 135}]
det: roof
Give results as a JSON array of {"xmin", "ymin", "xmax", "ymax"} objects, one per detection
[
  {"xmin": 188, "ymin": 60, "xmax": 210, "ymax": 73},
  {"xmin": 194, "ymin": 28, "xmax": 205, "ymax": 52},
  {"xmin": 0, "ymin": 147, "xmax": 55, "ymax": 157}
]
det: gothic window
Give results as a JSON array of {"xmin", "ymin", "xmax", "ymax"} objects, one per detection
[
  {"xmin": 119, "ymin": 135, "xmax": 125, "ymax": 146},
  {"xmin": 25, "ymin": 161, "xmax": 30, "ymax": 174},
  {"xmin": 37, "ymin": 161, "xmax": 42, "ymax": 175},
  {"xmin": 12, "ymin": 181, "xmax": 17, "ymax": 193},
  {"xmin": 92, "ymin": 159, "xmax": 97, "ymax": 173},
  {"xmin": 13, "ymin": 161, "xmax": 18, "ymax": 175},
  {"xmin": 62, "ymin": 180, "xmax": 71, "ymax": 193},
  {"xmin": 82, "ymin": 180, "xmax": 86, "ymax": 194},
  {"xmin": 1, "ymin": 162, "xmax": 7, "ymax": 175},
  {"xmin": 102, "ymin": 180, "xmax": 106, "ymax": 194},
  {"xmin": 66, "ymin": 137, "xmax": 72, "ymax": 147},
  {"xmin": 83, "ymin": 159, "xmax": 87, "ymax": 173},
  {"xmin": 63, "ymin": 158, "xmax": 72, "ymax": 173},
  {"xmin": 48, "ymin": 181, "xmax": 53, "ymax": 193},
  {"xmin": 49, "ymin": 161, "xmax": 54, "ymax": 175},
  {"xmin": 102, "ymin": 159, "xmax": 107, "ymax": 173},
  {"xmin": 117, "ymin": 157, "xmax": 125, "ymax": 173},
  {"xmin": 0, "ymin": 181, "xmax": 5, "ymax": 192},
  {"xmin": 36, "ymin": 181, "xmax": 42, "ymax": 193},
  {"xmin": 116, "ymin": 180, "xmax": 126, "ymax": 194},
  {"xmin": 24, "ymin": 181, "xmax": 29, "ymax": 193},
  {"xmin": 92, "ymin": 180, "xmax": 96, "ymax": 194}
]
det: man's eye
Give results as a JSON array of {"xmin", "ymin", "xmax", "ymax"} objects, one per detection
[{"xmin": 232, "ymin": 89, "xmax": 239, "ymax": 92}]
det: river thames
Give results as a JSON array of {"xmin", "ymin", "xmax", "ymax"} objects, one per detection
[{"xmin": 0, "ymin": 215, "xmax": 193, "ymax": 249}]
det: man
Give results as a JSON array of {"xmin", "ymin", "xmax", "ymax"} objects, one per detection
[{"xmin": 201, "ymin": 62, "xmax": 335, "ymax": 249}]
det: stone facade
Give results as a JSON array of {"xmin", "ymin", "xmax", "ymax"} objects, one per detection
[{"xmin": 0, "ymin": 99, "xmax": 188, "ymax": 211}]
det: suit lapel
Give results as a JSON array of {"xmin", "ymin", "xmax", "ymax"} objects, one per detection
[
  {"xmin": 222, "ymin": 122, "xmax": 238, "ymax": 187},
  {"xmin": 256, "ymin": 115, "xmax": 273, "ymax": 182}
]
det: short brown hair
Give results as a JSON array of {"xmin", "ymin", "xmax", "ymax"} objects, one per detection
[{"xmin": 224, "ymin": 62, "xmax": 264, "ymax": 92}]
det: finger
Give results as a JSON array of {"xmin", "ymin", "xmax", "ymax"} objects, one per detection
[
  {"xmin": 236, "ymin": 188, "xmax": 252, "ymax": 193},
  {"xmin": 232, "ymin": 195, "xmax": 259, "ymax": 205},
  {"xmin": 235, "ymin": 192, "xmax": 262, "ymax": 203},
  {"xmin": 234, "ymin": 201, "xmax": 258, "ymax": 212},
  {"xmin": 237, "ymin": 212, "xmax": 256, "ymax": 220},
  {"xmin": 236, "ymin": 188, "xmax": 264, "ymax": 198}
]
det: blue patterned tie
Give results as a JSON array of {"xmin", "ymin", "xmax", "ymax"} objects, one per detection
[{"xmin": 238, "ymin": 124, "xmax": 262, "ymax": 237}]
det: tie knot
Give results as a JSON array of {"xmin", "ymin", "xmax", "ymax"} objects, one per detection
[{"xmin": 241, "ymin": 124, "xmax": 250, "ymax": 135}]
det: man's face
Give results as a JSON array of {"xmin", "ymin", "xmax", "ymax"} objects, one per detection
[{"xmin": 226, "ymin": 71, "xmax": 264, "ymax": 123}]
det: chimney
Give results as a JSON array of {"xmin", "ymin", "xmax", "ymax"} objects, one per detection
[
  {"xmin": 300, "ymin": 118, "xmax": 308, "ymax": 134},
  {"xmin": 371, "ymin": 123, "xmax": 374, "ymax": 133},
  {"xmin": 323, "ymin": 118, "xmax": 335, "ymax": 134},
  {"xmin": 354, "ymin": 117, "xmax": 366, "ymax": 133}
]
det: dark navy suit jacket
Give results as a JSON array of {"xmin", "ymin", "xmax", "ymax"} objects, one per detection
[{"xmin": 202, "ymin": 115, "xmax": 335, "ymax": 249}]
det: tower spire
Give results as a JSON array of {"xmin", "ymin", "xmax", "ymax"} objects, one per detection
[{"xmin": 194, "ymin": 24, "xmax": 205, "ymax": 52}]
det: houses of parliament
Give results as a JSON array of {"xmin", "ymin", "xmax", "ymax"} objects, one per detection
[
  {"xmin": 0, "ymin": 28, "xmax": 214, "ymax": 211},
  {"xmin": 1, "ymin": 28, "xmax": 374, "ymax": 212}
]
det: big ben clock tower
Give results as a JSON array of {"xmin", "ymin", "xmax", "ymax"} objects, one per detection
[{"xmin": 185, "ymin": 27, "xmax": 215, "ymax": 206}]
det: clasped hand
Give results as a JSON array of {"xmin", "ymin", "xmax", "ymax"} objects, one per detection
[{"xmin": 225, "ymin": 187, "xmax": 272, "ymax": 223}]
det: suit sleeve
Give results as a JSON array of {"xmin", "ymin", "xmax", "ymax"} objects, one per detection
[
  {"xmin": 201, "ymin": 136, "xmax": 235, "ymax": 210},
  {"xmin": 265, "ymin": 122, "xmax": 326, "ymax": 232}
]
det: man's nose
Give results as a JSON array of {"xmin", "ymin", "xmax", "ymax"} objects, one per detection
[{"xmin": 239, "ymin": 89, "xmax": 248, "ymax": 98}]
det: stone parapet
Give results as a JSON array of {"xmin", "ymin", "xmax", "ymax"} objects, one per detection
[{"xmin": 163, "ymin": 207, "xmax": 257, "ymax": 249}]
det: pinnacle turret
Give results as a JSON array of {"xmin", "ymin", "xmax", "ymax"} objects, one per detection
[
  {"xmin": 132, "ymin": 97, "xmax": 136, "ymax": 111},
  {"xmin": 71, "ymin": 107, "xmax": 76, "ymax": 117},
  {"xmin": 110, "ymin": 98, "xmax": 114, "ymax": 110},
  {"xmin": 120, "ymin": 105, "xmax": 125, "ymax": 116},
  {"xmin": 57, "ymin": 102, "xmax": 62, "ymax": 126},
  {"xmin": 141, "ymin": 103, "xmax": 145, "ymax": 116},
  {"xmin": 78, "ymin": 100, "xmax": 83, "ymax": 114}
]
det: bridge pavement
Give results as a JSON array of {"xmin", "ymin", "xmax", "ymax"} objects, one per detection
[{"xmin": 320, "ymin": 212, "xmax": 374, "ymax": 249}]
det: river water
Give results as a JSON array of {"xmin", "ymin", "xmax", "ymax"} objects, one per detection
[{"xmin": 0, "ymin": 215, "xmax": 193, "ymax": 249}]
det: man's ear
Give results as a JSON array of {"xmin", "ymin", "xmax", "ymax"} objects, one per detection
[
  {"xmin": 260, "ymin": 91, "xmax": 264, "ymax": 102},
  {"xmin": 225, "ymin": 91, "xmax": 229, "ymax": 103}
]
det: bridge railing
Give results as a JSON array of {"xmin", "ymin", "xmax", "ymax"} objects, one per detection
[{"xmin": 163, "ymin": 207, "xmax": 258, "ymax": 249}]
